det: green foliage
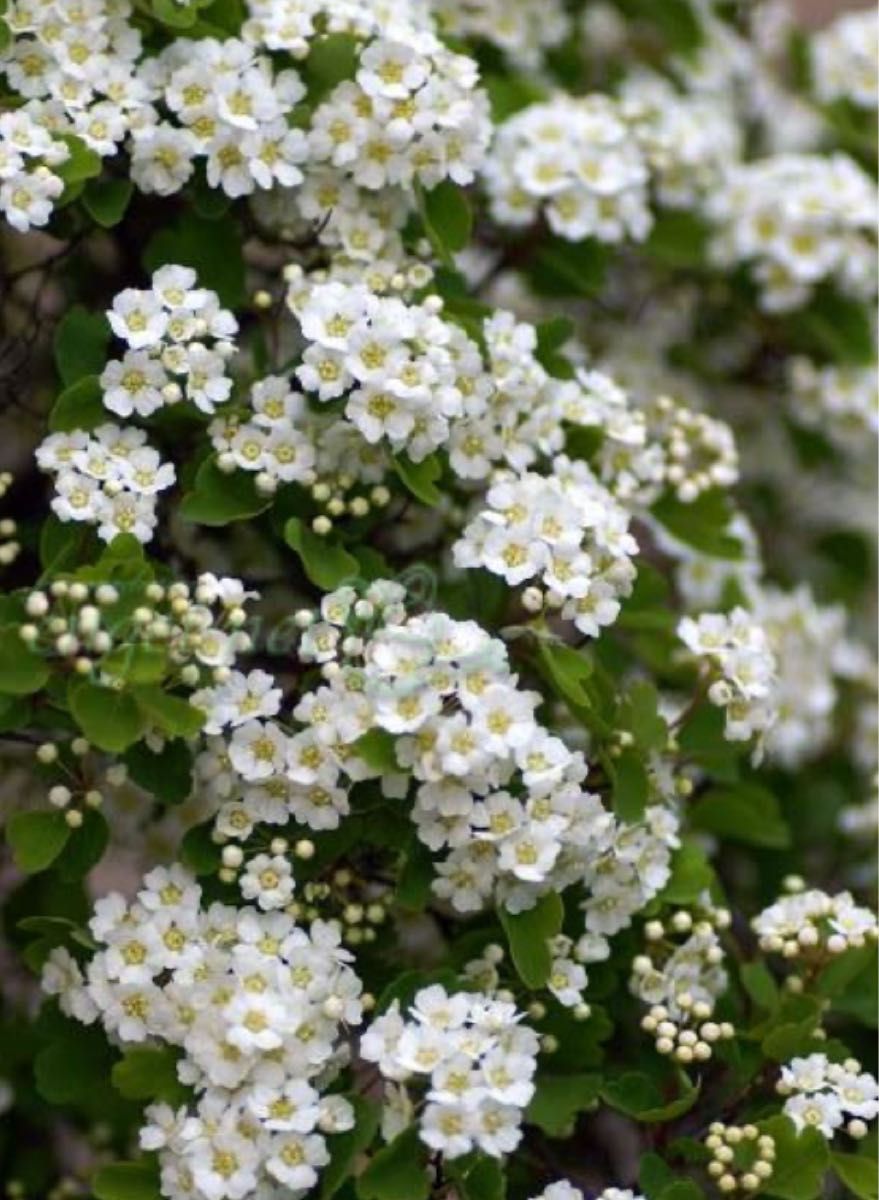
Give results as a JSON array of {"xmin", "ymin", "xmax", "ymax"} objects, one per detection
[
  {"xmin": 92, "ymin": 1162, "xmax": 162, "ymax": 1200},
  {"xmin": 53, "ymin": 306, "xmax": 111, "ymax": 387},
  {"xmin": 356, "ymin": 1127, "xmax": 430, "ymax": 1200},
  {"xmin": 143, "ymin": 212, "xmax": 245, "ymax": 307},
  {"xmin": 690, "ymin": 783, "xmax": 790, "ymax": 848},
  {"xmin": 111, "ymin": 1047, "xmax": 187, "ymax": 1104},
  {"xmin": 498, "ymin": 892, "xmax": 564, "ymax": 988},
  {"xmin": 392, "ymin": 452, "xmax": 443, "ymax": 506},
  {"xmin": 526, "ymin": 1073, "xmax": 601, "ymax": 1137},
  {"xmin": 419, "ymin": 180, "xmax": 473, "ymax": 264},
  {"xmin": 0, "ymin": 632, "xmax": 50, "ymax": 695},
  {"xmin": 180, "ymin": 458, "xmax": 273, "ymax": 525},
  {"xmin": 284, "ymin": 517, "xmax": 359, "ymax": 589},
  {"xmin": 831, "ymin": 1152, "xmax": 879, "ymax": 1200},
  {"xmin": 68, "ymin": 680, "xmax": 146, "ymax": 752},
  {"xmin": 652, "ymin": 489, "xmax": 743, "ymax": 559},
  {"xmin": 7, "ymin": 811, "xmax": 71, "ymax": 873},
  {"xmin": 757, "ymin": 1116, "xmax": 830, "ymax": 1200},
  {"xmin": 320, "ymin": 1096, "xmax": 380, "ymax": 1198}
]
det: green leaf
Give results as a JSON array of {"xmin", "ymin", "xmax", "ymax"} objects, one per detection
[
  {"xmin": 101, "ymin": 643, "xmax": 168, "ymax": 685},
  {"xmin": 49, "ymin": 374, "xmax": 106, "ymax": 433},
  {"xmin": 284, "ymin": 517, "xmax": 359, "ymax": 591},
  {"xmin": 123, "ymin": 740, "xmax": 193, "ymax": 805},
  {"xmin": 36, "ymin": 1025, "xmax": 113, "ymax": 1103},
  {"xmin": 83, "ymin": 178, "xmax": 134, "ymax": 228},
  {"xmin": 740, "ymin": 961, "xmax": 779, "ymax": 1012},
  {"xmin": 658, "ymin": 1184, "xmax": 705, "ymax": 1200},
  {"xmin": 69, "ymin": 681, "xmax": 146, "ymax": 752},
  {"xmin": 352, "ymin": 730, "xmax": 399, "ymax": 772},
  {"xmin": 659, "ymin": 842, "xmax": 713, "ymax": 905},
  {"xmin": 691, "ymin": 783, "xmax": 790, "ymax": 849},
  {"xmin": 446, "ymin": 1155, "xmax": 506, "ymax": 1200},
  {"xmin": 179, "ymin": 458, "xmax": 272, "ymax": 526},
  {"xmin": 537, "ymin": 640, "xmax": 593, "ymax": 708},
  {"xmin": 151, "ymin": 0, "xmax": 197, "ymax": 26},
  {"xmin": 498, "ymin": 892, "xmax": 564, "ymax": 989},
  {"xmin": 600, "ymin": 1071, "xmax": 700, "ymax": 1123},
  {"xmin": 392, "ymin": 452, "xmax": 442, "ymax": 506},
  {"xmin": 677, "ymin": 702, "xmax": 741, "ymax": 782},
  {"xmin": 56, "ymin": 134, "xmax": 102, "ymax": 184},
  {"xmin": 7, "ymin": 811, "xmax": 71, "ymax": 873},
  {"xmin": 143, "ymin": 211, "xmax": 245, "ymax": 308},
  {"xmin": 832, "ymin": 1152, "xmax": 878, "ymax": 1200},
  {"xmin": 112, "ymin": 1047, "xmax": 186, "ymax": 1104},
  {"xmin": 0, "ymin": 628, "xmax": 49, "ymax": 695},
  {"xmin": 644, "ymin": 211, "xmax": 709, "ymax": 268},
  {"xmin": 789, "ymin": 288, "xmax": 874, "ymax": 366},
  {"xmin": 54, "ymin": 306, "xmax": 110, "ymax": 387},
  {"xmin": 640, "ymin": 1153, "xmax": 676, "ymax": 1200},
  {"xmin": 181, "ymin": 821, "xmax": 221, "ymax": 875},
  {"xmin": 303, "ymin": 33, "xmax": 358, "ymax": 103},
  {"xmin": 535, "ymin": 317, "xmax": 575, "ymax": 379},
  {"xmin": 54, "ymin": 808, "xmax": 109, "ymax": 880},
  {"xmin": 321, "ymin": 1096, "xmax": 380, "ymax": 1198},
  {"xmin": 618, "ymin": 680, "xmax": 667, "ymax": 751},
  {"xmin": 611, "ymin": 749, "xmax": 649, "ymax": 822},
  {"xmin": 758, "ymin": 1116, "xmax": 829, "ymax": 1200},
  {"xmin": 396, "ymin": 836, "xmax": 434, "ymax": 912},
  {"xmin": 530, "ymin": 237, "xmax": 608, "ymax": 298},
  {"xmin": 92, "ymin": 1162, "xmax": 161, "ymax": 1200},
  {"xmin": 526, "ymin": 1072, "xmax": 601, "ymax": 1137},
  {"xmin": 133, "ymin": 686, "xmax": 205, "ymax": 739},
  {"xmin": 652, "ymin": 489, "xmax": 743, "ymax": 559},
  {"xmin": 420, "ymin": 180, "xmax": 472, "ymax": 262},
  {"xmin": 356, "ymin": 1127, "xmax": 430, "ymax": 1200}
]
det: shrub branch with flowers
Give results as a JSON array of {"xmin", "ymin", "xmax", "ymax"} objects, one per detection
[{"xmin": 0, "ymin": 2, "xmax": 876, "ymax": 1200}]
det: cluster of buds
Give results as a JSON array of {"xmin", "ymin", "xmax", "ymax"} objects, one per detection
[
  {"xmin": 36, "ymin": 736, "xmax": 127, "ymax": 829},
  {"xmin": 645, "ymin": 395, "xmax": 739, "ymax": 504},
  {"xmin": 704, "ymin": 1123, "xmax": 776, "ymax": 1193},
  {"xmin": 303, "ymin": 477, "xmax": 392, "ymax": 536},
  {"xmin": 0, "ymin": 472, "xmax": 19, "ymax": 565},
  {"xmin": 752, "ymin": 876, "xmax": 879, "ymax": 962},
  {"xmin": 635, "ymin": 906, "xmax": 735, "ymax": 1064},
  {"xmin": 19, "ymin": 574, "xmax": 254, "ymax": 686},
  {"xmin": 639, "ymin": 996, "xmax": 735, "ymax": 1064}
]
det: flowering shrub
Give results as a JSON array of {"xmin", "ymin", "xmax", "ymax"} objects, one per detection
[{"xmin": 0, "ymin": 2, "xmax": 876, "ymax": 1200}]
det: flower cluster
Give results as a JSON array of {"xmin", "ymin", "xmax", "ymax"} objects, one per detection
[
  {"xmin": 778, "ymin": 1053, "xmax": 879, "ymax": 1140},
  {"xmin": 528, "ymin": 1186, "xmax": 645, "ymax": 1200},
  {"xmin": 193, "ymin": 581, "xmax": 678, "ymax": 934},
  {"xmin": 0, "ymin": 109, "xmax": 67, "ymax": 232},
  {"xmin": 102, "ymin": 266, "xmax": 238, "ymax": 418},
  {"xmin": 592, "ymin": 392, "xmax": 738, "ymax": 506},
  {"xmin": 484, "ymin": 96, "xmax": 652, "ymax": 243},
  {"xmin": 787, "ymin": 357, "xmax": 878, "ymax": 453},
  {"xmin": 36, "ymin": 424, "xmax": 175, "ymax": 544},
  {"xmin": 634, "ymin": 907, "xmax": 734, "ymax": 1066},
  {"xmin": 360, "ymin": 984, "xmax": 539, "ymax": 1159},
  {"xmin": 703, "ymin": 1123, "xmax": 776, "ymax": 1194},
  {"xmin": 707, "ymin": 153, "xmax": 878, "ymax": 311},
  {"xmin": 621, "ymin": 73, "xmax": 741, "ymax": 209},
  {"xmin": 677, "ymin": 608, "xmax": 778, "ymax": 746},
  {"xmin": 19, "ymin": 572, "xmax": 254, "ymax": 685},
  {"xmin": 432, "ymin": 0, "xmax": 570, "ymax": 70},
  {"xmin": 42, "ymin": 866, "xmax": 363, "ymax": 1200},
  {"xmin": 753, "ymin": 585, "xmax": 849, "ymax": 769},
  {"xmin": 305, "ymin": 35, "xmax": 490, "ymax": 193},
  {"xmin": 290, "ymin": 278, "xmax": 479, "ymax": 461},
  {"xmin": 454, "ymin": 461, "xmax": 637, "ymax": 638},
  {"xmin": 811, "ymin": 9, "xmax": 878, "ymax": 112},
  {"xmin": 130, "ymin": 37, "xmax": 307, "ymax": 200},
  {"xmin": 209, "ymin": 375, "xmax": 318, "ymax": 495},
  {"xmin": 752, "ymin": 885, "xmax": 878, "ymax": 960}
]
